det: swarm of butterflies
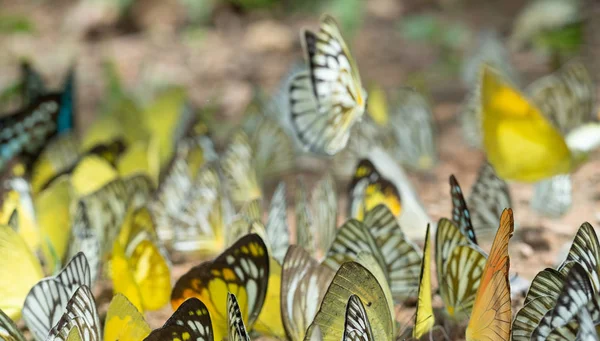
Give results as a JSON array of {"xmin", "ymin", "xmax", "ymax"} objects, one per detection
[{"xmin": 1, "ymin": 8, "xmax": 600, "ymax": 341}]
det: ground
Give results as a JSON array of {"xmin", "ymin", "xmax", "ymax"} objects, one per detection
[{"xmin": 1, "ymin": 0, "xmax": 599, "ymax": 337}]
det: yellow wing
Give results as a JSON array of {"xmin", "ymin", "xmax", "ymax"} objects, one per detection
[
  {"xmin": 171, "ymin": 234, "xmax": 270, "ymax": 341},
  {"xmin": 110, "ymin": 207, "xmax": 171, "ymax": 312},
  {"xmin": 116, "ymin": 139, "xmax": 160, "ymax": 186},
  {"xmin": 70, "ymin": 155, "xmax": 119, "ymax": 197},
  {"xmin": 0, "ymin": 219, "xmax": 43, "ymax": 319},
  {"xmin": 305, "ymin": 261, "xmax": 394, "ymax": 341},
  {"xmin": 0, "ymin": 173, "xmax": 39, "ymax": 252},
  {"xmin": 30, "ymin": 132, "xmax": 80, "ymax": 194},
  {"xmin": 253, "ymin": 257, "xmax": 286, "ymax": 338},
  {"xmin": 367, "ymin": 84, "xmax": 389, "ymax": 126},
  {"xmin": 413, "ymin": 225, "xmax": 434, "ymax": 338},
  {"xmin": 481, "ymin": 65, "xmax": 571, "ymax": 182},
  {"xmin": 465, "ymin": 209, "xmax": 514, "ymax": 341},
  {"xmin": 104, "ymin": 293, "xmax": 151, "ymax": 341},
  {"xmin": 349, "ymin": 159, "xmax": 402, "ymax": 221},
  {"xmin": 35, "ymin": 176, "xmax": 73, "ymax": 271}
]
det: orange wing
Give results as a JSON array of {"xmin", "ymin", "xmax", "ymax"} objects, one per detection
[{"xmin": 465, "ymin": 208, "xmax": 514, "ymax": 341}]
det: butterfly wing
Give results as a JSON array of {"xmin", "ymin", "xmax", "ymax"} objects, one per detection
[
  {"xmin": 228, "ymin": 293, "xmax": 251, "ymax": 341},
  {"xmin": 531, "ymin": 174, "xmax": 572, "ymax": 218},
  {"xmin": 343, "ymin": 295, "xmax": 375, "ymax": 341},
  {"xmin": 221, "ymin": 130, "xmax": 262, "ymax": 207},
  {"xmin": 144, "ymin": 298, "xmax": 214, "ymax": 341},
  {"xmin": 305, "ymin": 261, "xmax": 394, "ymax": 341},
  {"xmin": 281, "ymin": 246, "xmax": 335, "ymax": 341},
  {"xmin": 0, "ymin": 308, "xmax": 26, "ymax": 341},
  {"xmin": 363, "ymin": 204, "xmax": 421, "ymax": 301},
  {"xmin": 481, "ymin": 65, "xmax": 572, "ymax": 182},
  {"xmin": 104, "ymin": 294, "xmax": 151, "ymax": 341},
  {"xmin": 512, "ymin": 268, "xmax": 566, "ymax": 340},
  {"xmin": 465, "ymin": 209, "xmax": 514, "ymax": 341},
  {"xmin": 311, "ymin": 173, "xmax": 338, "ymax": 253},
  {"xmin": 467, "ymin": 162, "xmax": 512, "ymax": 241},
  {"xmin": 560, "ymin": 222, "xmax": 600, "ymax": 292},
  {"xmin": 265, "ymin": 182, "xmax": 290, "ymax": 263},
  {"xmin": 290, "ymin": 15, "xmax": 365, "ymax": 155},
  {"xmin": 46, "ymin": 286, "xmax": 101, "ymax": 341},
  {"xmin": 171, "ymin": 234, "xmax": 269, "ymax": 341},
  {"xmin": 449, "ymin": 175, "xmax": 477, "ymax": 244},
  {"xmin": 413, "ymin": 225, "xmax": 435, "ymax": 338},
  {"xmin": 22, "ymin": 253, "xmax": 91, "ymax": 341}
]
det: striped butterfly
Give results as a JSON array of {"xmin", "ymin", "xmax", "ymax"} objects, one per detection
[
  {"xmin": 465, "ymin": 209, "xmax": 514, "ymax": 341},
  {"xmin": 576, "ymin": 308, "xmax": 599, "ymax": 341},
  {"xmin": 266, "ymin": 182, "xmax": 290, "ymax": 263},
  {"xmin": 144, "ymin": 298, "xmax": 213, "ymax": 341},
  {"xmin": 389, "ymin": 88, "xmax": 437, "ymax": 172},
  {"xmin": 295, "ymin": 174, "xmax": 338, "ymax": 259},
  {"xmin": 22, "ymin": 253, "xmax": 91, "ymax": 341},
  {"xmin": 343, "ymin": 295, "xmax": 374, "ymax": 341},
  {"xmin": 221, "ymin": 130, "xmax": 262, "ymax": 208},
  {"xmin": 305, "ymin": 256, "xmax": 395, "ymax": 341},
  {"xmin": 449, "ymin": 175, "xmax": 478, "ymax": 244},
  {"xmin": 466, "ymin": 162, "xmax": 512, "ymax": 242},
  {"xmin": 289, "ymin": 15, "xmax": 366, "ymax": 155},
  {"xmin": 559, "ymin": 222, "xmax": 600, "ymax": 292},
  {"xmin": 0, "ymin": 67, "xmax": 75, "ymax": 169},
  {"xmin": 46, "ymin": 285, "xmax": 101, "ymax": 341},
  {"xmin": 531, "ymin": 262, "xmax": 599, "ymax": 340},
  {"xmin": 280, "ymin": 245, "xmax": 335, "ymax": 341},
  {"xmin": 527, "ymin": 61, "xmax": 595, "ymax": 135},
  {"xmin": 228, "ymin": 293, "xmax": 251, "ymax": 341},
  {"xmin": 413, "ymin": 225, "xmax": 435, "ymax": 339},
  {"xmin": 435, "ymin": 218, "xmax": 486, "ymax": 321},
  {"xmin": 171, "ymin": 234, "xmax": 269, "ymax": 341},
  {"xmin": 512, "ymin": 268, "xmax": 566, "ymax": 340},
  {"xmin": 363, "ymin": 204, "xmax": 422, "ymax": 301},
  {"xmin": 0, "ymin": 307, "xmax": 25, "ymax": 341}
]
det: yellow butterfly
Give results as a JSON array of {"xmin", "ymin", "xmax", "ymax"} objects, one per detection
[
  {"xmin": 413, "ymin": 224, "xmax": 434, "ymax": 338},
  {"xmin": 30, "ymin": 133, "xmax": 79, "ymax": 194},
  {"xmin": 0, "ymin": 215, "xmax": 43, "ymax": 319},
  {"xmin": 348, "ymin": 159, "xmax": 402, "ymax": 221},
  {"xmin": 481, "ymin": 65, "xmax": 574, "ymax": 182},
  {"xmin": 104, "ymin": 293, "xmax": 151, "ymax": 341},
  {"xmin": 305, "ymin": 256, "xmax": 395, "ymax": 341},
  {"xmin": 171, "ymin": 233, "xmax": 270, "ymax": 341},
  {"xmin": 289, "ymin": 14, "xmax": 366, "ymax": 155},
  {"xmin": 465, "ymin": 208, "xmax": 514, "ymax": 341},
  {"xmin": 110, "ymin": 206, "xmax": 171, "ymax": 312}
]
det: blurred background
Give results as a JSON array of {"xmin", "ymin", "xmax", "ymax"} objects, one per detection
[{"xmin": 1, "ymin": 0, "xmax": 599, "ymax": 327}]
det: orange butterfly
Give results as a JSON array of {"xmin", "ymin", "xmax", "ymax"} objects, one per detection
[{"xmin": 465, "ymin": 208, "xmax": 514, "ymax": 341}]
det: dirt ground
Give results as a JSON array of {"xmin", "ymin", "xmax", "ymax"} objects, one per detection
[{"xmin": 2, "ymin": 0, "xmax": 600, "ymax": 336}]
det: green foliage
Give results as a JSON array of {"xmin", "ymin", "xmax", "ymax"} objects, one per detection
[
  {"xmin": 325, "ymin": 0, "xmax": 365, "ymax": 38},
  {"xmin": 230, "ymin": 0, "xmax": 281, "ymax": 10},
  {"xmin": 179, "ymin": 0, "xmax": 214, "ymax": 24},
  {"xmin": 399, "ymin": 14, "xmax": 470, "ymax": 51}
]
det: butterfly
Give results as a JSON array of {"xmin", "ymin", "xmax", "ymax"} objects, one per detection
[
  {"xmin": 0, "ymin": 213, "xmax": 44, "ymax": 319},
  {"xmin": 435, "ymin": 218, "xmax": 486, "ymax": 321},
  {"xmin": 481, "ymin": 65, "xmax": 576, "ymax": 182},
  {"xmin": 228, "ymin": 292, "xmax": 251, "ymax": 341},
  {"xmin": 531, "ymin": 174, "xmax": 572, "ymax": 218},
  {"xmin": 22, "ymin": 253, "xmax": 91, "ymax": 341},
  {"xmin": 576, "ymin": 308, "xmax": 599, "ymax": 341},
  {"xmin": 460, "ymin": 30, "xmax": 519, "ymax": 149},
  {"xmin": 221, "ymin": 130, "xmax": 262, "ymax": 208},
  {"xmin": 466, "ymin": 162, "xmax": 512, "ymax": 242},
  {"xmin": 45, "ymin": 285, "xmax": 101, "ymax": 341},
  {"xmin": 241, "ymin": 110, "xmax": 295, "ymax": 180},
  {"xmin": 305, "ymin": 257, "xmax": 395, "ymax": 341},
  {"xmin": 0, "ymin": 67, "xmax": 75, "ymax": 169},
  {"xmin": 465, "ymin": 208, "xmax": 514, "ymax": 340},
  {"xmin": 145, "ymin": 297, "xmax": 213, "ymax": 341},
  {"xmin": 104, "ymin": 293, "xmax": 151, "ymax": 341},
  {"xmin": 512, "ymin": 268, "xmax": 566, "ymax": 340},
  {"xmin": 413, "ymin": 225, "xmax": 435, "ymax": 338},
  {"xmin": 171, "ymin": 233, "xmax": 270, "ymax": 341},
  {"xmin": 348, "ymin": 159, "xmax": 401, "ymax": 221},
  {"xmin": 389, "ymin": 88, "xmax": 437, "ymax": 172},
  {"xmin": 265, "ymin": 182, "xmax": 291, "ymax": 263},
  {"xmin": 30, "ymin": 133, "xmax": 79, "ymax": 194},
  {"xmin": 449, "ymin": 175, "xmax": 477, "ymax": 244},
  {"xmin": 295, "ymin": 174, "xmax": 338, "ymax": 258},
  {"xmin": 363, "ymin": 204, "xmax": 422, "ymax": 301},
  {"xmin": 109, "ymin": 206, "xmax": 171, "ymax": 312},
  {"xmin": 289, "ymin": 14, "xmax": 366, "ymax": 155},
  {"xmin": 280, "ymin": 245, "xmax": 335, "ymax": 341},
  {"xmin": 531, "ymin": 262, "xmax": 599, "ymax": 340},
  {"xmin": 343, "ymin": 294, "xmax": 375, "ymax": 341}
]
